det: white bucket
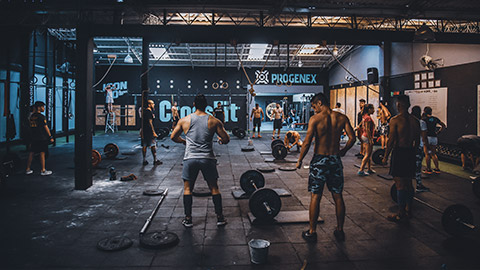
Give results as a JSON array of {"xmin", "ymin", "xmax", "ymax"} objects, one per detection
[{"xmin": 248, "ymin": 239, "xmax": 270, "ymax": 264}]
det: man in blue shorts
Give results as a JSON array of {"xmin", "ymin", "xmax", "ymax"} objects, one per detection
[
  {"xmin": 296, "ymin": 93, "xmax": 356, "ymax": 242},
  {"xmin": 171, "ymin": 94, "xmax": 230, "ymax": 228}
]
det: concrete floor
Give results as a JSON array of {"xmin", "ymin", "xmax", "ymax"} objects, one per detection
[{"xmin": 1, "ymin": 132, "xmax": 480, "ymax": 269}]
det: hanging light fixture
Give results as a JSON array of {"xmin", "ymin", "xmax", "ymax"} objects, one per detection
[
  {"xmin": 332, "ymin": 42, "xmax": 338, "ymax": 57},
  {"xmin": 298, "ymin": 58, "xmax": 303, "ymax": 67},
  {"xmin": 124, "ymin": 47, "xmax": 133, "ymax": 63}
]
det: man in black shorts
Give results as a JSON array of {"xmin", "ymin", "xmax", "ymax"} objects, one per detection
[
  {"xmin": 141, "ymin": 100, "xmax": 162, "ymax": 166},
  {"xmin": 171, "ymin": 94, "xmax": 230, "ymax": 228},
  {"xmin": 213, "ymin": 102, "xmax": 225, "ymax": 124},
  {"xmin": 250, "ymin": 103, "xmax": 264, "ymax": 138},
  {"xmin": 382, "ymin": 95, "xmax": 420, "ymax": 222},
  {"xmin": 296, "ymin": 93, "xmax": 356, "ymax": 242},
  {"xmin": 26, "ymin": 101, "xmax": 54, "ymax": 176}
]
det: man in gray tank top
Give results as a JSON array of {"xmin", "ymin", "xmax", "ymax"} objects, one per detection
[{"xmin": 171, "ymin": 94, "xmax": 230, "ymax": 228}]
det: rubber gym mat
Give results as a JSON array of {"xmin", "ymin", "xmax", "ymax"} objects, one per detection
[
  {"xmin": 247, "ymin": 210, "xmax": 324, "ymax": 224},
  {"xmin": 231, "ymin": 188, "xmax": 291, "ymax": 199}
]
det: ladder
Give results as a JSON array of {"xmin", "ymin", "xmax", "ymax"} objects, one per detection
[{"xmin": 105, "ymin": 111, "xmax": 117, "ymax": 133}]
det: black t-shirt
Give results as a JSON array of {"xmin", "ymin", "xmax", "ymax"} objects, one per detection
[
  {"xmin": 29, "ymin": 112, "xmax": 48, "ymax": 141},
  {"xmin": 425, "ymin": 116, "xmax": 440, "ymax": 137},
  {"xmin": 142, "ymin": 109, "xmax": 155, "ymax": 135},
  {"xmin": 214, "ymin": 107, "xmax": 224, "ymax": 120},
  {"xmin": 357, "ymin": 112, "xmax": 363, "ymax": 125}
]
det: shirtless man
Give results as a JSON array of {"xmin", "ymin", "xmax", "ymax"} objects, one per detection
[
  {"xmin": 382, "ymin": 95, "xmax": 420, "ymax": 222},
  {"xmin": 250, "ymin": 103, "xmax": 264, "ymax": 138},
  {"xmin": 296, "ymin": 93, "xmax": 356, "ymax": 242},
  {"xmin": 171, "ymin": 102, "xmax": 180, "ymax": 129},
  {"xmin": 284, "ymin": 130, "xmax": 302, "ymax": 152},
  {"xmin": 171, "ymin": 94, "xmax": 230, "ymax": 228},
  {"xmin": 377, "ymin": 102, "xmax": 391, "ymax": 149},
  {"xmin": 270, "ymin": 103, "xmax": 285, "ymax": 139}
]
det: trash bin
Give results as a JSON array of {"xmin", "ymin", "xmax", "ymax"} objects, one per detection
[{"xmin": 248, "ymin": 239, "xmax": 270, "ymax": 264}]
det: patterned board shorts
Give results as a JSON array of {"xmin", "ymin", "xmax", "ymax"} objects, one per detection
[{"xmin": 308, "ymin": 154, "xmax": 344, "ymax": 194}]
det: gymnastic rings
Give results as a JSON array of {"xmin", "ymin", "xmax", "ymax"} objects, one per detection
[
  {"xmin": 70, "ymin": 81, "xmax": 76, "ymax": 89},
  {"xmin": 42, "ymin": 76, "xmax": 49, "ymax": 85},
  {"xmin": 30, "ymin": 76, "xmax": 38, "ymax": 85},
  {"xmin": 285, "ymin": 80, "xmax": 292, "ymax": 87},
  {"xmin": 221, "ymin": 81, "xmax": 229, "ymax": 89},
  {"xmin": 212, "ymin": 82, "xmax": 219, "ymax": 89},
  {"xmin": 275, "ymin": 81, "xmax": 283, "ymax": 87}
]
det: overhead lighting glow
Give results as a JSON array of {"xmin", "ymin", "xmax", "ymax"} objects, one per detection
[
  {"xmin": 124, "ymin": 54, "xmax": 133, "ymax": 63},
  {"xmin": 149, "ymin": 47, "xmax": 170, "ymax": 59},
  {"xmin": 298, "ymin": 44, "xmax": 318, "ymax": 55},
  {"xmin": 247, "ymin": 44, "xmax": 269, "ymax": 60}
]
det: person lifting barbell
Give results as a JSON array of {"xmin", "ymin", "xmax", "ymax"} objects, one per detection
[
  {"xmin": 141, "ymin": 100, "xmax": 162, "ymax": 166},
  {"xmin": 284, "ymin": 131, "xmax": 303, "ymax": 152}
]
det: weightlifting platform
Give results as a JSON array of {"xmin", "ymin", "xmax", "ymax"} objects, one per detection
[
  {"xmin": 248, "ymin": 210, "xmax": 324, "ymax": 224},
  {"xmin": 231, "ymin": 187, "xmax": 291, "ymax": 199}
]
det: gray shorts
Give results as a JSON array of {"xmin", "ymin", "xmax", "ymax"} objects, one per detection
[{"xmin": 182, "ymin": 158, "xmax": 219, "ymax": 183}]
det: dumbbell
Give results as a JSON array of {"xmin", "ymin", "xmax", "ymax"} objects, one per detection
[
  {"xmin": 390, "ymin": 184, "xmax": 478, "ymax": 237},
  {"xmin": 271, "ymin": 139, "xmax": 287, "ymax": 160},
  {"xmin": 92, "ymin": 143, "xmax": 120, "ymax": 167},
  {"xmin": 240, "ymin": 170, "xmax": 282, "ymax": 220}
]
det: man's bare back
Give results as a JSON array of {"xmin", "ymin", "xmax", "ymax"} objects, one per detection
[
  {"xmin": 388, "ymin": 114, "xmax": 420, "ymax": 149},
  {"xmin": 309, "ymin": 111, "xmax": 355, "ymax": 156}
]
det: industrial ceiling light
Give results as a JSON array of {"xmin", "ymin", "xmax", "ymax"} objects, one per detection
[
  {"xmin": 332, "ymin": 43, "xmax": 338, "ymax": 57},
  {"xmin": 414, "ymin": 23, "xmax": 436, "ymax": 42},
  {"xmin": 298, "ymin": 59, "xmax": 303, "ymax": 67},
  {"xmin": 124, "ymin": 53, "xmax": 133, "ymax": 64}
]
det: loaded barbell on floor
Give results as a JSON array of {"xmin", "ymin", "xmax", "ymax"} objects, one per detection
[
  {"xmin": 390, "ymin": 184, "xmax": 477, "ymax": 237},
  {"xmin": 271, "ymin": 139, "xmax": 287, "ymax": 160},
  {"xmin": 155, "ymin": 127, "xmax": 170, "ymax": 140},
  {"xmin": 232, "ymin": 127, "xmax": 246, "ymax": 139},
  {"xmin": 92, "ymin": 143, "xmax": 120, "ymax": 167},
  {"xmin": 240, "ymin": 170, "xmax": 282, "ymax": 220},
  {"xmin": 372, "ymin": 148, "xmax": 385, "ymax": 165}
]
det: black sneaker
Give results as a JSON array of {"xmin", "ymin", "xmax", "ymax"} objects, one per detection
[
  {"xmin": 153, "ymin": 160, "xmax": 163, "ymax": 166},
  {"xmin": 182, "ymin": 217, "xmax": 193, "ymax": 228},
  {"xmin": 333, "ymin": 229, "xmax": 345, "ymax": 242},
  {"xmin": 354, "ymin": 153, "xmax": 362, "ymax": 157},
  {"xmin": 216, "ymin": 215, "xmax": 227, "ymax": 227},
  {"xmin": 301, "ymin": 230, "xmax": 317, "ymax": 242},
  {"xmin": 143, "ymin": 160, "xmax": 149, "ymax": 166},
  {"xmin": 416, "ymin": 184, "xmax": 430, "ymax": 192}
]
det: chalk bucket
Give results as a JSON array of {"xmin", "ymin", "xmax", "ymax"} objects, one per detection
[{"xmin": 248, "ymin": 239, "xmax": 270, "ymax": 264}]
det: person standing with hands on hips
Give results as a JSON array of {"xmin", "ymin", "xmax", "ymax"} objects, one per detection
[{"xmin": 26, "ymin": 101, "xmax": 54, "ymax": 176}]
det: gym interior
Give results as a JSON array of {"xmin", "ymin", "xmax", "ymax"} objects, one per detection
[{"xmin": 1, "ymin": 1, "xmax": 480, "ymax": 269}]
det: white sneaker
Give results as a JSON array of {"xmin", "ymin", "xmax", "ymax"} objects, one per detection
[
  {"xmin": 40, "ymin": 170, "xmax": 52, "ymax": 176},
  {"xmin": 25, "ymin": 170, "xmax": 33, "ymax": 175}
]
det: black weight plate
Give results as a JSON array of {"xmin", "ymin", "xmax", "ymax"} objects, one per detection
[
  {"xmin": 257, "ymin": 167, "xmax": 275, "ymax": 173},
  {"xmin": 236, "ymin": 129, "xmax": 246, "ymax": 139},
  {"xmin": 104, "ymin": 143, "xmax": 119, "ymax": 159},
  {"xmin": 143, "ymin": 189, "xmax": 166, "ymax": 196},
  {"xmin": 442, "ymin": 204, "xmax": 474, "ymax": 237},
  {"xmin": 241, "ymin": 146, "xmax": 255, "ymax": 152},
  {"xmin": 473, "ymin": 179, "xmax": 480, "ymax": 199},
  {"xmin": 161, "ymin": 127, "xmax": 170, "ymax": 136},
  {"xmin": 97, "ymin": 236, "xmax": 133, "ymax": 251},
  {"xmin": 140, "ymin": 231, "xmax": 179, "ymax": 249},
  {"xmin": 232, "ymin": 127, "xmax": 239, "ymax": 136},
  {"xmin": 390, "ymin": 184, "xmax": 398, "ymax": 203},
  {"xmin": 272, "ymin": 144, "xmax": 287, "ymax": 160},
  {"xmin": 278, "ymin": 167, "xmax": 296, "ymax": 171},
  {"xmin": 271, "ymin": 139, "xmax": 283, "ymax": 149},
  {"xmin": 372, "ymin": 149, "xmax": 385, "ymax": 165},
  {"xmin": 249, "ymin": 188, "xmax": 282, "ymax": 220},
  {"xmin": 240, "ymin": 170, "xmax": 265, "ymax": 195},
  {"xmin": 157, "ymin": 129, "xmax": 167, "ymax": 140},
  {"xmin": 92, "ymin": 150, "xmax": 102, "ymax": 167}
]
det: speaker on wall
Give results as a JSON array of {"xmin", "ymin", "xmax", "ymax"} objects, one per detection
[{"xmin": 367, "ymin": 67, "xmax": 378, "ymax": 84}]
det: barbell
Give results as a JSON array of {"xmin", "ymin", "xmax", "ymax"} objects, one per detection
[
  {"xmin": 271, "ymin": 139, "xmax": 287, "ymax": 160},
  {"xmin": 390, "ymin": 184, "xmax": 477, "ymax": 237},
  {"xmin": 240, "ymin": 170, "xmax": 282, "ymax": 220},
  {"xmin": 92, "ymin": 143, "xmax": 120, "ymax": 167},
  {"xmin": 232, "ymin": 127, "xmax": 246, "ymax": 139}
]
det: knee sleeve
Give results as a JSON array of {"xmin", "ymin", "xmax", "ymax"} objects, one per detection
[
  {"xmin": 212, "ymin": 194, "xmax": 223, "ymax": 215},
  {"xmin": 183, "ymin": 195, "xmax": 193, "ymax": 217}
]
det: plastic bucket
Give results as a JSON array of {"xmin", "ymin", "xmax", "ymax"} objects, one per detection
[{"xmin": 248, "ymin": 239, "xmax": 270, "ymax": 264}]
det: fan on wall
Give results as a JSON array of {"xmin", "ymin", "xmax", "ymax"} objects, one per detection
[{"xmin": 420, "ymin": 44, "xmax": 444, "ymax": 71}]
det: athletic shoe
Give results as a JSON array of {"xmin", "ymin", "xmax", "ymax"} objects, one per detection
[
  {"xmin": 333, "ymin": 229, "xmax": 345, "ymax": 242},
  {"xmin": 40, "ymin": 170, "xmax": 52, "ymax": 176},
  {"xmin": 433, "ymin": 169, "xmax": 441, "ymax": 174},
  {"xmin": 153, "ymin": 160, "xmax": 163, "ymax": 166},
  {"xmin": 355, "ymin": 153, "xmax": 363, "ymax": 157},
  {"xmin": 367, "ymin": 169, "xmax": 376, "ymax": 174},
  {"xmin": 252, "ymin": 135, "xmax": 256, "ymax": 138},
  {"xmin": 357, "ymin": 171, "xmax": 370, "ymax": 176},
  {"xmin": 357, "ymin": 155, "xmax": 364, "ymax": 159},
  {"xmin": 416, "ymin": 184, "xmax": 430, "ymax": 192},
  {"xmin": 25, "ymin": 170, "xmax": 33, "ymax": 175},
  {"xmin": 258, "ymin": 135, "xmax": 262, "ymax": 138},
  {"xmin": 182, "ymin": 217, "xmax": 193, "ymax": 228},
  {"xmin": 301, "ymin": 230, "xmax": 317, "ymax": 242},
  {"xmin": 143, "ymin": 160, "xmax": 149, "ymax": 166},
  {"xmin": 422, "ymin": 169, "xmax": 433, "ymax": 175},
  {"xmin": 216, "ymin": 215, "xmax": 227, "ymax": 227}
]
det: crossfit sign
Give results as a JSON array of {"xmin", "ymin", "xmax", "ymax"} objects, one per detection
[{"xmin": 157, "ymin": 100, "xmax": 240, "ymax": 123}]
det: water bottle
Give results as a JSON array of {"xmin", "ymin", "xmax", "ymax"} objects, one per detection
[{"xmin": 109, "ymin": 167, "xmax": 117, "ymax": 180}]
